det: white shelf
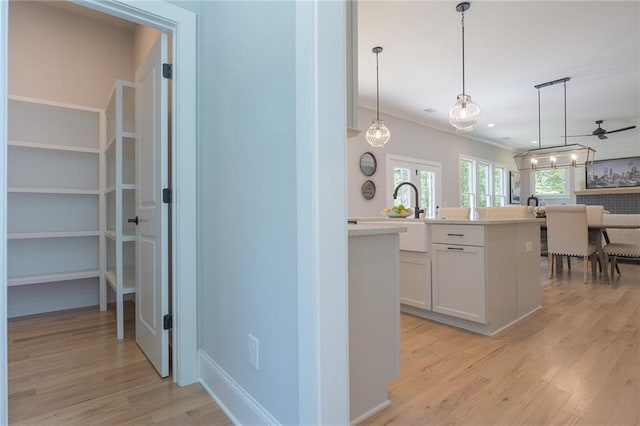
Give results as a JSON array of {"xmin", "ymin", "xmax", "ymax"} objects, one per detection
[
  {"xmin": 105, "ymin": 266, "xmax": 136, "ymax": 295},
  {"xmin": 9, "ymin": 140, "xmax": 101, "ymax": 154},
  {"xmin": 8, "ymin": 231, "xmax": 100, "ymax": 240},
  {"xmin": 123, "ymin": 131, "xmax": 135, "ymax": 139},
  {"xmin": 8, "ymin": 187, "xmax": 100, "ymax": 195},
  {"xmin": 8, "ymin": 270, "xmax": 101, "ymax": 287},
  {"xmin": 122, "ymin": 229, "xmax": 136, "ymax": 241},
  {"xmin": 105, "ymin": 229, "xmax": 135, "ymax": 241},
  {"xmin": 122, "ymin": 184, "xmax": 136, "ymax": 190},
  {"xmin": 105, "ymin": 186, "xmax": 116, "ymax": 194}
]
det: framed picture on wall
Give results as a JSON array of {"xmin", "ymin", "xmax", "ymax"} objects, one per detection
[
  {"xmin": 586, "ymin": 156, "xmax": 640, "ymax": 189},
  {"xmin": 509, "ymin": 171, "xmax": 521, "ymax": 204}
]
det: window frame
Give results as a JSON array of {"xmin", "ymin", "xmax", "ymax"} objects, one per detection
[{"xmin": 459, "ymin": 155, "xmax": 507, "ymax": 208}]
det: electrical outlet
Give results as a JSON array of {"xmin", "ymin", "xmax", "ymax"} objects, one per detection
[
  {"xmin": 526, "ymin": 242, "xmax": 533, "ymax": 252},
  {"xmin": 248, "ymin": 334, "xmax": 259, "ymax": 371}
]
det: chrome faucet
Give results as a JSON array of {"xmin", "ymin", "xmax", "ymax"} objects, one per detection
[{"xmin": 392, "ymin": 182, "xmax": 424, "ymax": 219}]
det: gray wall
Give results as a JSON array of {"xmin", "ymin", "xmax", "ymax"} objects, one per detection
[
  {"xmin": 348, "ymin": 107, "xmax": 517, "ymax": 217},
  {"xmin": 191, "ymin": 2, "xmax": 299, "ymax": 423}
]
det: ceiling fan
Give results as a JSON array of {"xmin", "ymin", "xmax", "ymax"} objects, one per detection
[{"xmin": 568, "ymin": 120, "xmax": 637, "ymax": 140}]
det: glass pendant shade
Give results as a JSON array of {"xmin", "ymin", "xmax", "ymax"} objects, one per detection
[
  {"xmin": 365, "ymin": 119, "xmax": 390, "ymax": 147},
  {"xmin": 448, "ymin": 94, "xmax": 480, "ymax": 132}
]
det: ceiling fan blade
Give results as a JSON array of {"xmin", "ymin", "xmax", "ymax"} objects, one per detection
[
  {"xmin": 604, "ymin": 125, "xmax": 637, "ymax": 134},
  {"xmin": 565, "ymin": 134, "xmax": 593, "ymax": 138},
  {"xmin": 598, "ymin": 134, "xmax": 608, "ymax": 140}
]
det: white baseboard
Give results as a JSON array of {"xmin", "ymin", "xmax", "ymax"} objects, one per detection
[
  {"xmin": 198, "ymin": 349, "xmax": 281, "ymax": 425},
  {"xmin": 350, "ymin": 400, "xmax": 390, "ymax": 425}
]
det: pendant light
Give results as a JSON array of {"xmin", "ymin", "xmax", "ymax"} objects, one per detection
[
  {"xmin": 365, "ymin": 46, "xmax": 390, "ymax": 147},
  {"xmin": 448, "ymin": 2, "xmax": 481, "ymax": 132},
  {"xmin": 513, "ymin": 77, "xmax": 596, "ymax": 171}
]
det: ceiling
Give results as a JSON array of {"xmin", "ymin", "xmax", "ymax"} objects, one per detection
[{"xmin": 357, "ymin": 1, "xmax": 640, "ymax": 152}]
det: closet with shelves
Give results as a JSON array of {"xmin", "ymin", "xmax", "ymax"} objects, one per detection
[
  {"xmin": 103, "ymin": 80, "xmax": 137, "ymax": 339},
  {"xmin": 7, "ymin": 96, "xmax": 104, "ymax": 306}
]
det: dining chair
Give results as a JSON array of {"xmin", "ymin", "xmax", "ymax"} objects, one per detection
[
  {"xmin": 602, "ymin": 213, "xmax": 640, "ymax": 280},
  {"xmin": 603, "ymin": 242, "xmax": 640, "ymax": 280},
  {"xmin": 545, "ymin": 205, "xmax": 598, "ymax": 284}
]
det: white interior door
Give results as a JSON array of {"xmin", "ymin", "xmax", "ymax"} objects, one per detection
[{"xmin": 135, "ymin": 33, "xmax": 169, "ymax": 377}]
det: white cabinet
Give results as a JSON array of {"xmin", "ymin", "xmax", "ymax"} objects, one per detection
[
  {"xmin": 103, "ymin": 80, "xmax": 137, "ymax": 339},
  {"xmin": 431, "ymin": 243, "xmax": 486, "ymax": 323},
  {"xmin": 7, "ymin": 96, "xmax": 104, "ymax": 317},
  {"xmin": 399, "ymin": 251, "xmax": 431, "ymax": 310},
  {"xmin": 425, "ymin": 221, "xmax": 541, "ymax": 336},
  {"xmin": 346, "ymin": 0, "xmax": 361, "ymax": 138}
]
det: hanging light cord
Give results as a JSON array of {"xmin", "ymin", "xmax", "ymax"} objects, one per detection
[
  {"xmin": 563, "ymin": 80, "xmax": 567, "ymax": 146},
  {"xmin": 461, "ymin": 11, "xmax": 466, "ymax": 96},
  {"xmin": 537, "ymin": 88, "xmax": 541, "ymax": 149},
  {"xmin": 375, "ymin": 50, "xmax": 380, "ymax": 121}
]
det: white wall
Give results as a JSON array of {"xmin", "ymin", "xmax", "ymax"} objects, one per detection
[
  {"xmin": 195, "ymin": 2, "xmax": 300, "ymax": 424},
  {"xmin": 348, "ymin": 107, "xmax": 517, "ymax": 217},
  {"xmin": 8, "ymin": 1, "xmax": 134, "ymax": 108}
]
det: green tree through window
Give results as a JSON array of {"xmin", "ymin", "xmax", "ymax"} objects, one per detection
[{"xmin": 535, "ymin": 169, "xmax": 566, "ymax": 194}]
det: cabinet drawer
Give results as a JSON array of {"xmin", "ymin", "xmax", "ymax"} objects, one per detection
[{"xmin": 432, "ymin": 224, "xmax": 485, "ymax": 246}]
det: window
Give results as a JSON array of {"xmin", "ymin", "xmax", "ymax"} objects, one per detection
[
  {"xmin": 534, "ymin": 169, "xmax": 570, "ymax": 197},
  {"xmin": 459, "ymin": 156, "xmax": 506, "ymax": 208},
  {"xmin": 388, "ymin": 155, "xmax": 441, "ymax": 218}
]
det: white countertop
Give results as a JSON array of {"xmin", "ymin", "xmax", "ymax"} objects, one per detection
[
  {"xmin": 350, "ymin": 217, "xmax": 544, "ymax": 226},
  {"xmin": 425, "ymin": 218, "xmax": 545, "ymax": 225},
  {"xmin": 348, "ymin": 223, "xmax": 407, "ymax": 236}
]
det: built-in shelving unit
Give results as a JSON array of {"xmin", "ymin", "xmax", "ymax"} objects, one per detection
[
  {"xmin": 103, "ymin": 80, "xmax": 137, "ymax": 339},
  {"xmin": 7, "ymin": 95, "xmax": 105, "ymax": 318}
]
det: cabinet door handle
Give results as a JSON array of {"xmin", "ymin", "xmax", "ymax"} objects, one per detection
[
  {"xmin": 447, "ymin": 247, "xmax": 464, "ymax": 251},
  {"xmin": 447, "ymin": 233, "xmax": 464, "ymax": 237},
  {"xmin": 128, "ymin": 216, "xmax": 139, "ymax": 226}
]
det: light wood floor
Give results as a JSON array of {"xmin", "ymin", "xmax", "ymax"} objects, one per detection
[
  {"xmin": 8, "ymin": 301, "xmax": 232, "ymax": 425},
  {"xmin": 8, "ymin": 260, "xmax": 640, "ymax": 425},
  {"xmin": 365, "ymin": 259, "xmax": 640, "ymax": 425}
]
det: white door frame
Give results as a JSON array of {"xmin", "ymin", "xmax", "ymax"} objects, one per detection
[
  {"xmin": 0, "ymin": 2, "xmax": 197, "ymax": 421},
  {"xmin": 0, "ymin": 1, "xmax": 9, "ymax": 422}
]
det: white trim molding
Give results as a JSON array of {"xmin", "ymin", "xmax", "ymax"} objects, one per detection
[
  {"xmin": 296, "ymin": 0, "xmax": 350, "ymax": 424},
  {"xmin": 198, "ymin": 350, "xmax": 280, "ymax": 425},
  {"xmin": 0, "ymin": 0, "xmax": 9, "ymax": 423}
]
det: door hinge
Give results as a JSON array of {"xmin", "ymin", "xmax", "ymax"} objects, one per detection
[
  {"xmin": 163, "ymin": 63, "xmax": 173, "ymax": 79},
  {"xmin": 163, "ymin": 188, "xmax": 172, "ymax": 204},
  {"xmin": 163, "ymin": 314, "xmax": 173, "ymax": 330}
]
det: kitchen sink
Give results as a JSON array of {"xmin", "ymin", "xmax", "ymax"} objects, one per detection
[{"xmin": 367, "ymin": 219, "xmax": 428, "ymax": 252}]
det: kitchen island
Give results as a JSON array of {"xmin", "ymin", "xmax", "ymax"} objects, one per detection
[
  {"xmin": 353, "ymin": 217, "xmax": 543, "ymax": 336},
  {"xmin": 415, "ymin": 218, "xmax": 542, "ymax": 336},
  {"xmin": 347, "ymin": 223, "xmax": 405, "ymax": 424}
]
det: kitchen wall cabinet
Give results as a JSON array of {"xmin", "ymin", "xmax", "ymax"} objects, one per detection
[
  {"xmin": 7, "ymin": 96, "xmax": 104, "ymax": 317},
  {"xmin": 346, "ymin": 0, "xmax": 361, "ymax": 138}
]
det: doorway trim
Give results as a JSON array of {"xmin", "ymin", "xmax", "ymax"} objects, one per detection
[
  {"xmin": 1, "ymin": 1, "xmax": 8, "ymax": 423},
  {"xmin": 0, "ymin": 1, "xmax": 197, "ymax": 421}
]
